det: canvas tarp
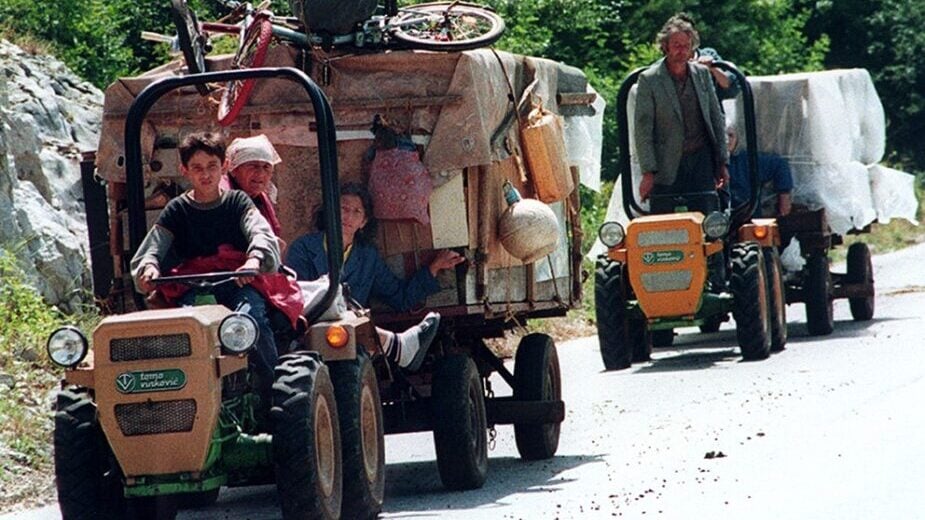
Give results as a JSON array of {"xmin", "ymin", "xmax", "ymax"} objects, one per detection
[{"xmin": 96, "ymin": 45, "xmax": 600, "ymax": 186}]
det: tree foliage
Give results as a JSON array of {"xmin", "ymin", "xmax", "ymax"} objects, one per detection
[{"xmin": 801, "ymin": 0, "xmax": 925, "ymax": 170}]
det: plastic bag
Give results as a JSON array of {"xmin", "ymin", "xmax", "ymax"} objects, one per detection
[{"xmin": 298, "ymin": 275, "xmax": 347, "ymax": 321}]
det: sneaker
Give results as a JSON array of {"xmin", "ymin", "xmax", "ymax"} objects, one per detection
[{"xmin": 398, "ymin": 312, "xmax": 441, "ymax": 372}]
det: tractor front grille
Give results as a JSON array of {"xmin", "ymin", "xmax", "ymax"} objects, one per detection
[
  {"xmin": 640, "ymin": 270, "xmax": 692, "ymax": 292},
  {"xmin": 114, "ymin": 399, "xmax": 197, "ymax": 436},
  {"xmin": 110, "ymin": 334, "xmax": 192, "ymax": 362},
  {"xmin": 637, "ymin": 229, "xmax": 690, "ymax": 247}
]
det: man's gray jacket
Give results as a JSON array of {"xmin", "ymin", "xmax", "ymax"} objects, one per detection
[{"xmin": 634, "ymin": 58, "xmax": 728, "ymax": 186}]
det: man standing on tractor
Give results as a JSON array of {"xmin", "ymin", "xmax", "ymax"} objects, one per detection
[{"xmin": 634, "ymin": 13, "xmax": 729, "ymax": 213}]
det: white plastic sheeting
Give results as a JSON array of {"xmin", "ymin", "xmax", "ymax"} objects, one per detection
[
  {"xmin": 725, "ymin": 68, "xmax": 915, "ymax": 235},
  {"xmin": 734, "ymin": 69, "xmax": 885, "ymax": 165},
  {"xmin": 789, "ymin": 161, "xmax": 878, "ymax": 235},
  {"xmin": 869, "ymin": 164, "xmax": 920, "ymax": 226},
  {"xmin": 563, "ymin": 86, "xmax": 606, "ymax": 192}
]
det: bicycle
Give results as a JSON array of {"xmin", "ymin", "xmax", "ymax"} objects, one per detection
[{"xmin": 168, "ymin": 0, "xmax": 505, "ymax": 126}]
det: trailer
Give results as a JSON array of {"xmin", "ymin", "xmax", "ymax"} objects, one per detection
[{"xmin": 727, "ymin": 69, "xmax": 917, "ymax": 335}]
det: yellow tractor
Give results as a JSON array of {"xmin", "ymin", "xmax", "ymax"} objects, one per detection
[{"xmin": 594, "ymin": 63, "xmax": 787, "ymax": 370}]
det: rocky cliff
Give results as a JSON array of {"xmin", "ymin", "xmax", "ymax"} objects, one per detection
[{"xmin": 0, "ymin": 39, "xmax": 102, "ymax": 311}]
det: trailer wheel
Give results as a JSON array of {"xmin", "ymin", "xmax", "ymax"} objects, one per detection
[
  {"xmin": 651, "ymin": 329, "xmax": 674, "ymax": 348},
  {"xmin": 272, "ymin": 352, "xmax": 342, "ymax": 520},
  {"xmin": 54, "ymin": 388, "xmax": 128, "ymax": 520},
  {"xmin": 513, "ymin": 333, "xmax": 561, "ymax": 460},
  {"xmin": 846, "ymin": 242, "xmax": 875, "ymax": 321},
  {"xmin": 805, "ymin": 254, "xmax": 834, "ymax": 336},
  {"xmin": 329, "ymin": 350, "xmax": 385, "ymax": 520},
  {"xmin": 763, "ymin": 247, "xmax": 788, "ymax": 352},
  {"xmin": 595, "ymin": 256, "xmax": 633, "ymax": 369},
  {"xmin": 432, "ymin": 354, "xmax": 488, "ymax": 490},
  {"xmin": 730, "ymin": 242, "xmax": 771, "ymax": 360}
]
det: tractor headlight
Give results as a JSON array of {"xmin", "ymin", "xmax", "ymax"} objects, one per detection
[
  {"xmin": 47, "ymin": 326, "xmax": 89, "ymax": 368},
  {"xmin": 598, "ymin": 221, "xmax": 626, "ymax": 247},
  {"xmin": 703, "ymin": 212, "xmax": 730, "ymax": 241},
  {"xmin": 219, "ymin": 313, "xmax": 258, "ymax": 354}
]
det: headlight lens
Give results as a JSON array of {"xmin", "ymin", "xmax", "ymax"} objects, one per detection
[
  {"xmin": 219, "ymin": 313, "xmax": 258, "ymax": 354},
  {"xmin": 47, "ymin": 326, "xmax": 89, "ymax": 368},
  {"xmin": 703, "ymin": 212, "xmax": 731, "ymax": 241},
  {"xmin": 598, "ymin": 221, "xmax": 626, "ymax": 247}
]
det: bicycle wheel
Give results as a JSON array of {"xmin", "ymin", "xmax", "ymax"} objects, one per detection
[
  {"xmin": 217, "ymin": 14, "xmax": 273, "ymax": 127},
  {"xmin": 391, "ymin": 2, "xmax": 505, "ymax": 52},
  {"xmin": 171, "ymin": 0, "xmax": 210, "ymax": 95}
]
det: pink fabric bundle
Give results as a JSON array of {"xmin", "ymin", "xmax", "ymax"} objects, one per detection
[{"xmin": 368, "ymin": 148, "xmax": 433, "ymax": 225}]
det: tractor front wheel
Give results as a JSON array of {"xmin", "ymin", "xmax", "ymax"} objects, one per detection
[
  {"xmin": 730, "ymin": 242, "xmax": 772, "ymax": 361},
  {"xmin": 54, "ymin": 388, "xmax": 128, "ymax": 520},
  {"xmin": 272, "ymin": 352, "xmax": 342, "ymax": 520}
]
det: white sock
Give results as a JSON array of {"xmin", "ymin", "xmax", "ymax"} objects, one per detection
[{"xmin": 396, "ymin": 328, "xmax": 421, "ymax": 368}]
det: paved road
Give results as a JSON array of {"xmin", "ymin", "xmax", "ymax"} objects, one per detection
[{"xmin": 7, "ymin": 243, "xmax": 925, "ymax": 519}]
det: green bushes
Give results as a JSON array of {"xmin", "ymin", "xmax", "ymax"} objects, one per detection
[{"xmin": 0, "ymin": 247, "xmax": 98, "ymax": 499}]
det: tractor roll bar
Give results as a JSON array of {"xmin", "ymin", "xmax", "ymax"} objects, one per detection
[
  {"xmin": 123, "ymin": 67, "xmax": 343, "ymax": 324},
  {"xmin": 616, "ymin": 61, "xmax": 759, "ymax": 225}
]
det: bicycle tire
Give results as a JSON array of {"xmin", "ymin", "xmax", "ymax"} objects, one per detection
[
  {"xmin": 391, "ymin": 3, "xmax": 505, "ymax": 52},
  {"xmin": 217, "ymin": 15, "xmax": 273, "ymax": 127},
  {"xmin": 171, "ymin": 0, "xmax": 210, "ymax": 95}
]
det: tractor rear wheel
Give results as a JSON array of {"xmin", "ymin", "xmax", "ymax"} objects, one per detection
[
  {"xmin": 651, "ymin": 328, "xmax": 674, "ymax": 348},
  {"xmin": 699, "ymin": 314, "xmax": 726, "ymax": 333},
  {"xmin": 730, "ymin": 242, "xmax": 771, "ymax": 360}
]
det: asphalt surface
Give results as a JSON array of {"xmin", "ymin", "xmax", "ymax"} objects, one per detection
[{"xmin": 7, "ymin": 242, "xmax": 925, "ymax": 519}]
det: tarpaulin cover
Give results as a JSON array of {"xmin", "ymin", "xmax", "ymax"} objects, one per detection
[{"xmin": 96, "ymin": 46, "xmax": 603, "ymax": 247}]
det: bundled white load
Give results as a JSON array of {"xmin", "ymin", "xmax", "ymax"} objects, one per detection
[
  {"xmin": 727, "ymin": 68, "xmax": 917, "ymax": 235},
  {"xmin": 738, "ymin": 69, "xmax": 885, "ymax": 165},
  {"xmin": 789, "ymin": 161, "xmax": 877, "ymax": 234},
  {"xmin": 869, "ymin": 164, "xmax": 920, "ymax": 226}
]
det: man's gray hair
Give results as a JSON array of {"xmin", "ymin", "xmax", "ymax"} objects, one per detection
[{"xmin": 657, "ymin": 13, "xmax": 701, "ymax": 54}]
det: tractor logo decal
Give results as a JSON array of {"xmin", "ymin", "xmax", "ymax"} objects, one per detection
[
  {"xmin": 115, "ymin": 369, "xmax": 187, "ymax": 394},
  {"xmin": 642, "ymin": 250, "xmax": 685, "ymax": 265}
]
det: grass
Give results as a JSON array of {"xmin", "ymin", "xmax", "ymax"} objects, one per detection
[{"xmin": 0, "ymin": 247, "xmax": 98, "ymax": 510}]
